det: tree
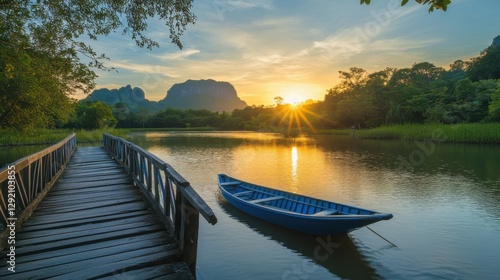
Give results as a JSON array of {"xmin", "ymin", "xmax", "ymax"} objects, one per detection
[
  {"xmin": 467, "ymin": 45, "xmax": 500, "ymax": 81},
  {"xmin": 489, "ymin": 81, "xmax": 500, "ymax": 121},
  {"xmin": 1, "ymin": 0, "xmax": 195, "ymax": 131},
  {"xmin": 360, "ymin": 0, "xmax": 451, "ymax": 12},
  {"xmin": 68, "ymin": 101, "xmax": 117, "ymax": 129}
]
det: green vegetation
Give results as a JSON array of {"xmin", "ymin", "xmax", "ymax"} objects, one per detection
[
  {"xmin": 66, "ymin": 101, "xmax": 118, "ymax": 129},
  {"xmin": 353, "ymin": 123, "xmax": 500, "ymax": 144},
  {"xmin": 0, "ymin": 128, "xmax": 129, "ymax": 146}
]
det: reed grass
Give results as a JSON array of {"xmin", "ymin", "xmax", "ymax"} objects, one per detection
[
  {"xmin": 354, "ymin": 123, "xmax": 500, "ymax": 144},
  {"xmin": 0, "ymin": 128, "xmax": 130, "ymax": 146}
]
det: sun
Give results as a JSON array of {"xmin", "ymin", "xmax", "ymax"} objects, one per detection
[
  {"xmin": 283, "ymin": 96, "xmax": 302, "ymax": 108},
  {"xmin": 276, "ymin": 98, "xmax": 322, "ymax": 137}
]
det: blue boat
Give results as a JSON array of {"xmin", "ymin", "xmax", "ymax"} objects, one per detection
[{"xmin": 218, "ymin": 174, "xmax": 393, "ymax": 235}]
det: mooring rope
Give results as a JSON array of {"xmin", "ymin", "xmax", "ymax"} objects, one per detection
[{"xmin": 366, "ymin": 226, "xmax": 398, "ymax": 247}]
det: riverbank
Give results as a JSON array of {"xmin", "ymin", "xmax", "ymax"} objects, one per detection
[
  {"xmin": 340, "ymin": 123, "xmax": 500, "ymax": 144},
  {"xmin": 0, "ymin": 128, "xmax": 130, "ymax": 146}
]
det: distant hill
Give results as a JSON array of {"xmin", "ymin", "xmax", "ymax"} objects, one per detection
[
  {"xmin": 83, "ymin": 80, "xmax": 248, "ymax": 113},
  {"xmin": 158, "ymin": 79, "xmax": 247, "ymax": 112},
  {"xmin": 493, "ymin": 35, "xmax": 500, "ymax": 47},
  {"xmin": 82, "ymin": 85, "xmax": 160, "ymax": 112}
]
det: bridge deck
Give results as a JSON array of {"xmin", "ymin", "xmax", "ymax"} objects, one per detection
[{"xmin": 0, "ymin": 146, "xmax": 193, "ymax": 279}]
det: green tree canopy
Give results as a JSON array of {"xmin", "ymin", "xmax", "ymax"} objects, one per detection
[
  {"xmin": 467, "ymin": 45, "xmax": 500, "ymax": 82},
  {"xmin": 1, "ymin": 0, "xmax": 195, "ymax": 131},
  {"xmin": 67, "ymin": 101, "xmax": 117, "ymax": 129}
]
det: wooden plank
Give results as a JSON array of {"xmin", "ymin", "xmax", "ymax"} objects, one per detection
[
  {"xmin": 250, "ymin": 196, "xmax": 285, "ymax": 204},
  {"xmin": 219, "ymin": 181, "xmax": 241, "ymax": 186},
  {"xmin": 8, "ymin": 245, "xmax": 180, "ymax": 279},
  {"xmin": 15, "ymin": 219, "xmax": 164, "ymax": 247},
  {"xmin": 44, "ymin": 179, "xmax": 132, "ymax": 193},
  {"xmin": 233, "ymin": 190, "xmax": 254, "ymax": 197},
  {"xmin": 10, "ymin": 235, "xmax": 175, "ymax": 273},
  {"xmin": 48, "ymin": 252, "xmax": 188, "ymax": 280},
  {"xmin": 14, "ymin": 223, "xmax": 166, "ymax": 256},
  {"xmin": 10, "ymin": 231, "xmax": 170, "ymax": 264},
  {"xmin": 16, "ymin": 213, "xmax": 161, "ymax": 241},
  {"xmin": 19, "ymin": 211, "xmax": 150, "ymax": 236},
  {"xmin": 20, "ymin": 201, "xmax": 149, "ymax": 226},
  {"xmin": 59, "ymin": 168, "xmax": 125, "ymax": 178}
]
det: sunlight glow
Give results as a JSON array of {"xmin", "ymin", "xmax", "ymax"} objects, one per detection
[
  {"xmin": 283, "ymin": 96, "xmax": 302, "ymax": 107},
  {"xmin": 278, "ymin": 102, "xmax": 323, "ymax": 138}
]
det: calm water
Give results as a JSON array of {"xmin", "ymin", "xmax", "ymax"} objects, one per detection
[
  {"xmin": 127, "ymin": 131, "xmax": 500, "ymax": 280},
  {"xmin": 3, "ymin": 132, "xmax": 498, "ymax": 279}
]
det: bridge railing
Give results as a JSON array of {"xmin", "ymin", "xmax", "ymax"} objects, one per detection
[
  {"xmin": 103, "ymin": 133, "xmax": 217, "ymax": 273},
  {"xmin": 0, "ymin": 133, "xmax": 77, "ymax": 246}
]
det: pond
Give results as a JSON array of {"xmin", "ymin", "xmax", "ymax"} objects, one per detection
[{"xmin": 126, "ymin": 131, "xmax": 500, "ymax": 280}]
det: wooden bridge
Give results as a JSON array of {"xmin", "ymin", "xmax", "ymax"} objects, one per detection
[{"xmin": 0, "ymin": 133, "xmax": 217, "ymax": 279}]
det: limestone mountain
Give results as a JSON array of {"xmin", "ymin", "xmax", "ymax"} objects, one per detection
[
  {"xmin": 82, "ymin": 85, "xmax": 160, "ymax": 112},
  {"xmin": 83, "ymin": 80, "xmax": 248, "ymax": 113},
  {"xmin": 158, "ymin": 79, "xmax": 248, "ymax": 112}
]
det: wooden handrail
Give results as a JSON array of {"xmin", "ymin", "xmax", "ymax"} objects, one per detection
[
  {"xmin": 0, "ymin": 133, "xmax": 77, "ymax": 247},
  {"xmin": 102, "ymin": 133, "xmax": 217, "ymax": 275}
]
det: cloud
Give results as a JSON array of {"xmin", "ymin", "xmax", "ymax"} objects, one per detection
[
  {"xmin": 156, "ymin": 49, "xmax": 200, "ymax": 60},
  {"xmin": 109, "ymin": 61, "xmax": 179, "ymax": 78}
]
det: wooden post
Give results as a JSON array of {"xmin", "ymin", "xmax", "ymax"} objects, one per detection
[{"xmin": 181, "ymin": 197, "xmax": 200, "ymax": 277}]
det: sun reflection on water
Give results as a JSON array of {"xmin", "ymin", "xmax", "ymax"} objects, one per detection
[{"xmin": 291, "ymin": 146, "xmax": 298, "ymax": 190}]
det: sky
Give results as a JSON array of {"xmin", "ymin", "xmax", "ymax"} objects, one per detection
[{"xmin": 78, "ymin": 0, "xmax": 500, "ymax": 106}]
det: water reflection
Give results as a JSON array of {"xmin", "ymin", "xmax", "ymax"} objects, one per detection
[
  {"xmin": 218, "ymin": 197, "xmax": 380, "ymax": 280},
  {"xmin": 291, "ymin": 146, "xmax": 298, "ymax": 188}
]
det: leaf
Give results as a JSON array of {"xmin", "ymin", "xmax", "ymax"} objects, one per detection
[{"xmin": 401, "ymin": 0, "xmax": 410, "ymax": 6}]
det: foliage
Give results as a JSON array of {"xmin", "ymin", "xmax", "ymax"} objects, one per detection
[
  {"xmin": 67, "ymin": 101, "xmax": 117, "ymax": 129},
  {"xmin": 322, "ymin": 60, "xmax": 500, "ymax": 128},
  {"xmin": 488, "ymin": 81, "xmax": 500, "ymax": 121},
  {"xmin": 355, "ymin": 123, "xmax": 500, "ymax": 144},
  {"xmin": 360, "ymin": 0, "xmax": 451, "ymax": 12},
  {"xmin": 0, "ymin": 128, "xmax": 129, "ymax": 146},
  {"xmin": 467, "ymin": 45, "xmax": 500, "ymax": 82},
  {"xmin": 0, "ymin": 0, "xmax": 195, "ymax": 131}
]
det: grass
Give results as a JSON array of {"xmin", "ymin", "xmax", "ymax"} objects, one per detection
[
  {"xmin": 353, "ymin": 123, "xmax": 500, "ymax": 144},
  {"xmin": 315, "ymin": 129, "xmax": 351, "ymax": 136},
  {"xmin": 0, "ymin": 128, "xmax": 130, "ymax": 146},
  {"xmin": 0, "ymin": 127, "xmax": 218, "ymax": 146}
]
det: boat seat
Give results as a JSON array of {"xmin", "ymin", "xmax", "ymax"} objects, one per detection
[
  {"xmin": 219, "ymin": 182, "xmax": 241, "ymax": 186},
  {"xmin": 312, "ymin": 209, "xmax": 339, "ymax": 216},
  {"xmin": 234, "ymin": 191, "xmax": 254, "ymax": 197},
  {"xmin": 250, "ymin": 196, "xmax": 285, "ymax": 204}
]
